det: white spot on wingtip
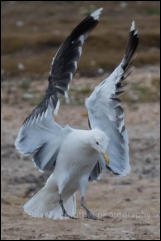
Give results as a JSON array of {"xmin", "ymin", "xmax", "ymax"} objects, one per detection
[
  {"xmin": 90, "ymin": 8, "xmax": 103, "ymax": 20},
  {"xmin": 69, "ymin": 72, "xmax": 73, "ymax": 81},
  {"xmin": 67, "ymin": 84, "xmax": 70, "ymax": 91},
  {"xmin": 130, "ymin": 20, "xmax": 135, "ymax": 31},
  {"xmin": 73, "ymin": 61, "xmax": 77, "ymax": 70},
  {"xmin": 78, "ymin": 46, "xmax": 82, "ymax": 57},
  {"xmin": 79, "ymin": 35, "xmax": 85, "ymax": 45}
]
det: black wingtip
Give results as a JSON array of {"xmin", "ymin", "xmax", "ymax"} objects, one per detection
[
  {"xmin": 106, "ymin": 165, "xmax": 120, "ymax": 175},
  {"xmin": 122, "ymin": 21, "xmax": 139, "ymax": 71},
  {"xmin": 70, "ymin": 8, "xmax": 103, "ymax": 41}
]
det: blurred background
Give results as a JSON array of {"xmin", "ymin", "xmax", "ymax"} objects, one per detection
[{"xmin": 1, "ymin": 1, "xmax": 160, "ymax": 240}]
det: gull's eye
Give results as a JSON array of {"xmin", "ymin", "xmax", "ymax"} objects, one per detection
[{"xmin": 96, "ymin": 141, "xmax": 99, "ymax": 145}]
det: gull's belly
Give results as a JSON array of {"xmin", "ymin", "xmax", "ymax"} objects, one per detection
[
  {"xmin": 55, "ymin": 142, "xmax": 98, "ymax": 198},
  {"xmin": 51, "ymin": 129, "xmax": 101, "ymax": 199},
  {"xmin": 57, "ymin": 146, "xmax": 98, "ymax": 177},
  {"xmin": 61, "ymin": 154, "xmax": 97, "ymax": 198}
]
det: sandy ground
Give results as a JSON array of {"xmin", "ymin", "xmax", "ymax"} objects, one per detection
[
  {"xmin": 1, "ymin": 72, "xmax": 160, "ymax": 240},
  {"xmin": 1, "ymin": 2, "xmax": 160, "ymax": 239}
]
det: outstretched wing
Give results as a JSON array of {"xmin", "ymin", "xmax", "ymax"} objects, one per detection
[
  {"xmin": 24, "ymin": 8, "xmax": 103, "ymax": 123},
  {"xmin": 15, "ymin": 105, "xmax": 69, "ymax": 171},
  {"xmin": 86, "ymin": 21, "xmax": 139, "ymax": 176},
  {"xmin": 15, "ymin": 8, "xmax": 103, "ymax": 172}
]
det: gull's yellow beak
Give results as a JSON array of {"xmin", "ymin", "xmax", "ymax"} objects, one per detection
[{"xmin": 103, "ymin": 153, "xmax": 109, "ymax": 165}]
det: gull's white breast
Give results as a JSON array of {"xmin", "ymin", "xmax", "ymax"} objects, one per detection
[{"xmin": 51, "ymin": 130, "xmax": 99, "ymax": 197}]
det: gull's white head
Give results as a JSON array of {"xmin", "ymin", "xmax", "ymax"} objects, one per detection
[{"xmin": 89, "ymin": 129, "xmax": 109, "ymax": 154}]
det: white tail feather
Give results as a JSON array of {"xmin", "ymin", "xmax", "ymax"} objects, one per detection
[{"xmin": 24, "ymin": 182, "xmax": 76, "ymax": 220}]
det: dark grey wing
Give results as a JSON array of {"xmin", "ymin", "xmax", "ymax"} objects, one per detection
[
  {"xmin": 86, "ymin": 21, "xmax": 139, "ymax": 176},
  {"xmin": 24, "ymin": 8, "xmax": 103, "ymax": 124},
  {"xmin": 48, "ymin": 8, "xmax": 103, "ymax": 105},
  {"xmin": 15, "ymin": 8, "xmax": 103, "ymax": 172}
]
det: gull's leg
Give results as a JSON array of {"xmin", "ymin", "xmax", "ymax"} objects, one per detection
[
  {"xmin": 59, "ymin": 194, "xmax": 77, "ymax": 219},
  {"xmin": 81, "ymin": 196, "xmax": 102, "ymax": 220},
  {"xmin": 80, "ymin": 176, "xmax": 103, "ymax": 221}
]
